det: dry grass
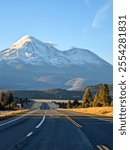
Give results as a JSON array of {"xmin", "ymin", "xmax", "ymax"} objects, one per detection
[
  {"xmin": 0, "ymin": 109, "xmax": 29, "ymax": 120},
  {"xmin": 69, "ymin": 107, "xmax": 113, "ymax": 117}
]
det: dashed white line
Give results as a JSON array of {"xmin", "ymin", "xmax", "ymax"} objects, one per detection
[
  {"xmin": 25, "ymin": 115, "xmax": 46, "ymax": 138},
  {"xmin": 26, "ymin": 132, "xmax": 33, "ymax": 137},
  {"xmin": 35, "ymin": 116, "xmax": 45, "ymax": 129}
]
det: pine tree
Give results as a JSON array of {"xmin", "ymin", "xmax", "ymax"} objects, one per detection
[
  {"xmin": 72, "ymin": 98, "xmax": 79, "ymax": 108},
  {"xmin": 93, "ymin": 94, "xmax": 99, "ymax": 106},
  {"xmin": 99, "ymin": 84, "xmax": 110, "ymax": 106},
  {"xmin": 93, "ymin": 84, "xmax": 110, "ymax": 106},
  {"xmin": 0, "ymin": 91, "xmax": 5, "ymax": 108},
  {"xmin": 8, "ymin": 92, "xmax": 14, "ymax": 108},
  {"xmin": 82, "ymin": 88, "xmax": 92, "ymax": 108},
  {"xmin": 67, "ymin": 100, "xmax": 72, "ymax": 108}
]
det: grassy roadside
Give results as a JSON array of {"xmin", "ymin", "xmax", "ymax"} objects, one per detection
[
  {"xmin": 67, "ymin": 107, "xmax": 113, "ymax": 117},
  {"xmin": 0, "ymin": 109, "xmax": 30, "ymax": 121}
]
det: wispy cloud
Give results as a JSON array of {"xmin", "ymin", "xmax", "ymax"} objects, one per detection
[
  {"xmin": 65, "ymin": 77, "xmax": 89, "ymax": 88},
  {"xmin": 15, "ymin": 63, "xmax": 24, "ymax": 69},
  {"xmin": 65, "ymin": 77, "xmax": 90, "ymax": 91},
  {"xmin": 92, "ymin": 3, "xmax": 111, "ymax": 28},
  {"xmin": 35, "ymin": 76, "xmax": 53, "ymax": 83},
  {"xmin": 46, "ymin": 41, "xmax": 57, "ymax": 46}
]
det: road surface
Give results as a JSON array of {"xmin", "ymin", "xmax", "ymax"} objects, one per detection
[{"xmin": 0, "ymin": 103, "xmax": 113, "ymax": 150}]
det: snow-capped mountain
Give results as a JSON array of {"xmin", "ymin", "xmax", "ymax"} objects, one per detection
[
  {"xmin": 0, "ymin": 35, "xmax": 109, "ymax": 66},
  {"xmin": 0, "ymin": 35, "xmax": 68, "ymax": 66},
  {"xmin": 0, "ymin": 35, "xmax": 112, "ymax": 90}
]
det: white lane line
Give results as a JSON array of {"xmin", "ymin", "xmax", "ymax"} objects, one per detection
[
  {"xmin": 89, "ymin": 116, "xmax": 113, "ymax": 123},
  {"xmin": 26, "ymin": 132, "xmax": 33, "ymax": 137},
  {"xmin": 35, "ymin": 116, "xmax": 45, "ymax": 129},
  {"xmin": 25, "ymin": 115, "xmax": 45, "ymax": 138},
  {"xmin": 0, "ymin": 110, "xmax": 37, "ymax": 127}
]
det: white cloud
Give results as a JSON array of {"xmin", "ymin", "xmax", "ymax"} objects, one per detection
[
  {"xmin": 65, "ymin": 77, "xmax": 90, "ymax": 88},
  {"xmin": 35, "ymin": 76, "xmax": 53, "ymax": 83},
  {"xmin": 65, "ymin": 77, "xmax": 90, "ymax": 91},
  {"xmin": 15, "ymin": 63, "xmax": 24, "ymax": 69},
  {"xmin": 92, "ymin": 3, "xmax": 111, "ymax": 28},
  {"xmin": 46, "ymin": 41, "xmax": 57, "ymax": 46}
]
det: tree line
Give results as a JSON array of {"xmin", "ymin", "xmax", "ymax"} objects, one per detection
[
  {"xmin": 0, "ymin": 90, "xmax": 26, "ymax": 110},
  {"xmin": 67, "ymin": 84, "xmax": 112, "ymax": 108}
]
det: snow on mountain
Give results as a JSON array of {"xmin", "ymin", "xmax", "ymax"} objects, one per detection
[
  {"xmin": 0, "ymin": 35, "xmax": 109, "ymax": 67},
  {"xmin": 63, "ymin": 48, "xmax": 108, "ymax": 65},
  {"xmin": 0, "ymin": 35, "xmax": 112, "ymax": 90},
  {"xmin": 0, "ymin": 35, "xmax": 68, "ymax": 66}
]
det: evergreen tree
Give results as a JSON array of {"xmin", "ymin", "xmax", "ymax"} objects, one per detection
[
  {"xmin": 93, "ymin": 84, "xmax": 110, "ymax": 106},
  {"xmin": 0, "ymin": 91, "xmax": 5, "ymax": 108},
  {"xmin": 72, "ymin": 98, "xmax": 79, "ymax": 108},
  {"xmin": 8, "ymin": 92, "xmax": 14, "ymax": 107},
  {"xmin": 82, "ymin": 88, "xmax": 92, "ymax": 108},
  {"xmin": 67, "ymin": 100, "xmax": 72, "ymax": 108},
  {"xmin": 93, "ymin": 94, "xmax": 99, "ymax": 106},
  {"xmin": 110, "ymin": 100, "xmax": 113, "ymax": 106}
]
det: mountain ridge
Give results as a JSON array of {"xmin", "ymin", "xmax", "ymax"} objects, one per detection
[
  {"xmin": 0, "ymin": 35, "xmax": 112, "ymax": 90},
  {"xmin": 0, "ymin": 35, "xmax": 111, "ymax": 66}
]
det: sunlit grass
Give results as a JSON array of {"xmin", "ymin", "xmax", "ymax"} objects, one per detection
[
  {"xmin": 68, "ymin": 107, "xmax": 113, "ymax": 117},
  {"xmin": 0, "ymin": 109, "xmax": 29, "ymax": 120}
]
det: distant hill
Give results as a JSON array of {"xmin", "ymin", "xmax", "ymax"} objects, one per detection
[
  {"xmin": 3, "ymin": 84, "xmax": 112, "ymax": 100},
  {"xmin": 10, "ymin": 89, "xmax": 83, "ymax": 100}
]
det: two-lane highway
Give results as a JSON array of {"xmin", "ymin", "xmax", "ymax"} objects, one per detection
[
  {"xmin": 54, "ymin": 109, "xmax": 113, "ymax": 150},
  {"xmin": 0, "ymin": 110, "xmax": 46, "ymax": 150},
  {"xmin": 0, "ymin": 103, "xmax": 113, "ymax": 150}
]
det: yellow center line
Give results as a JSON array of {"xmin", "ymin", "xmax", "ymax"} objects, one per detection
[
  {"xmin": 54, "ymin": 110, "xmax": 82, "ymax": 128},
  {"xmin": 44, "ymin": 110, "xmax": 48, "ymax": 115},
  {"xmin": 97, "ymin": 145, "xmax": 110, "ymax": 150},
  {"xmin": 97, "ymin": 145, "xmax": 104, "ymax": 150},
  {"xmin": 45, "ymin": 114, "xmax": 64, "ymax": 116},
  {"xmin": 50, "ymin": 110, "xmax": 65, "ymax": 116},
  {"xmin": 102, "ymin": 145, "xmax": 110, "ymax": 150},
  {"xmin": 65, "ymin": 115, "xmax": 82, "ymax": 128}
]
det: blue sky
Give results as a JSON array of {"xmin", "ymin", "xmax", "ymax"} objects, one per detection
[{"xmin": 0, "ymin": 0, "xmax": 113, "ymax": 64}]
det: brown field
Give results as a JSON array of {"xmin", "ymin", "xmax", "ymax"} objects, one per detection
[
  {"xmin": 0, "ymin": 109, "xmax": 29, "ymax": 119},
  {"xmin": 68, "ymin": 107, "xmax": 113, "ymax": 117}
]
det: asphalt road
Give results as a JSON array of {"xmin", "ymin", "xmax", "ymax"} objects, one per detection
[{"xmin": 0, "ymin": 103, "xmax": 113, "ymax": 150}]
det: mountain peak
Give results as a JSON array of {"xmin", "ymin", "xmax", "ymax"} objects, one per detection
[
  {"xmin": 11, "ymin": 35, "xmax": 40, "ymax": 49},
  {"xmin": 19, "ymin": 35, "xmax": 35, "ymax": 41},
  {"xmin": 0, "ymin": 35, "xmax": 111, "ymax": 67},
  {"xmin": 0, "ymin": 35, "xmax": 112, "ymax": 89}
]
